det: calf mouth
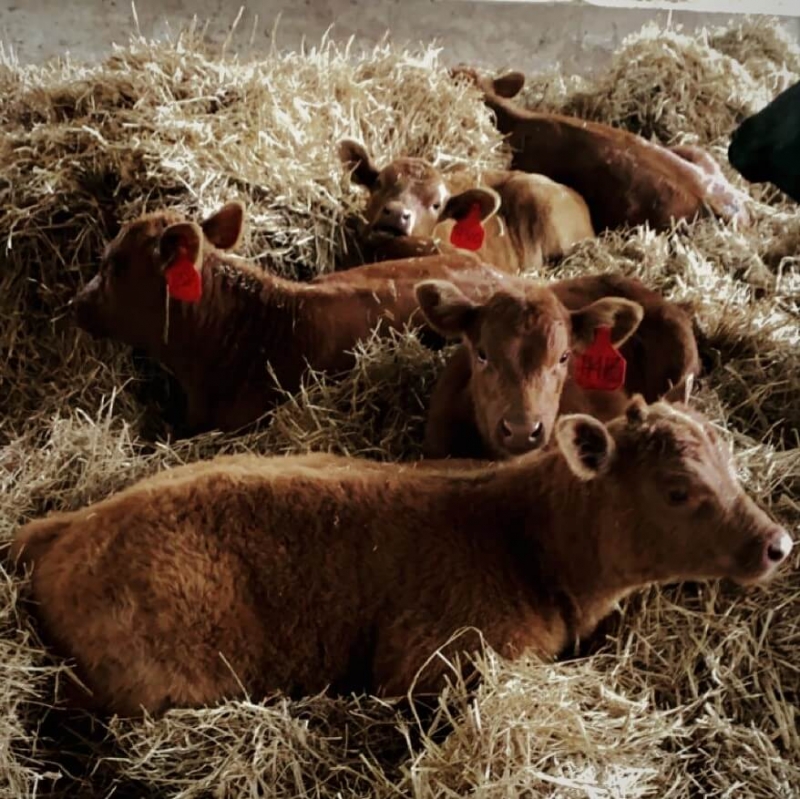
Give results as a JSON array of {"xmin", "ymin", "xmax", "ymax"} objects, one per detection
[
  {"xmin": 492, "ymin": 433, "xmax": 549, "ymax": 460},
  {"xmin": 73, "ymin": 298, "xmax": 109, "ymax": 339},
  {"xmin": 372, "ymin": 223, "xmax": 410, "ymax": 238}
]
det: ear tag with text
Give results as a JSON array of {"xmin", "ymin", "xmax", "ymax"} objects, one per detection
[
  {"xmin": 164, "ymin": 254, "xmax": 202, "ymax": 303},
  {"xmin": 574, "ymin": 325, "xmax": 626, "ymax": 391},
  {"xmin": 450, "ymin": 203, "xmax": 485, "ymax": 251}
]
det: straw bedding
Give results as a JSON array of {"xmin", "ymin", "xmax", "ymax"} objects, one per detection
[{"xmin": 0, "ymin": 16, "xmax": 798, "ymax": 799}]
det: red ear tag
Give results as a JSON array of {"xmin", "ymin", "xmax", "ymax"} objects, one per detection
[
  {"xmin": 574, "ymin": 326, "xmax": 626, "ymax": 391},
  {"xmin": 450, "ymin": 203, "xmax": 485, "ymax": 251},
  {"xmin": 164, "ymin": 255, "xmax": 202, "ymax": 303}
]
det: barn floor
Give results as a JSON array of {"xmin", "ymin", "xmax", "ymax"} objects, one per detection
[{"xmin": 0, "ymin": 6, "xmax": 799, "ymax": 799}]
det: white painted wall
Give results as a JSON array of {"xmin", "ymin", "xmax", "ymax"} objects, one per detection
[{"xmin": 1, "ymin": 1, "xmax": 798, "ymax": 75}]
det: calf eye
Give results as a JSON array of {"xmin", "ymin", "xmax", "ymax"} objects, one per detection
[
  {"xmin": 432, "ymin": 202, "xmax": 441, "ymax": 211},
  {"xmin": 667, "ymin": 487, "xmax": 690, "ymax": 505},
  {"xmin": 559, "ymin": 350, "xmax": 571, "ymax": 364},
  {"xmin": 476, "ymin": 347, "xmax": 488, "ymax": 366}
]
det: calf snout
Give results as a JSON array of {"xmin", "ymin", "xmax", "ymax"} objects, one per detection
[
  {"xmin": 763, "ymin": 527, "xmax": 793, "ymax": 569},
  {"xmin": 498, "ymin": 417, "xmax": 545, "ymax": 455},
  {"xmin": 376, "ymin": 201, "xmax": 414, "ymax": 236},
  {"xmin": 72, "ymin": 274, "xmax": 107, "ymax": 337}
]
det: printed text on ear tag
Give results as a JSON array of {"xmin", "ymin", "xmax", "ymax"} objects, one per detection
[
  {"xmin": 164, "ymin": 255, "xmax": 202, "ymax": 303},
  {"xmin": 574, "ymin": 325, "xmax": 626, "ymax": 391},
  {"xmin": 450, "ymin": 203, "xmax": 485, "ymax": 251}
]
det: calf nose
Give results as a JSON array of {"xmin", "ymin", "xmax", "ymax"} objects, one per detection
[
  {"xmin": 74, "ymin": 273, "xmax": 102, "ymax": 302},
  {"xmin": 764, "ymin": 528, "xmax": 793, "ymax": 566},
  {"xmin": 379, "ymin": 203, "xmax": 414, "ymax": 235},
  {"xmin": 498, "ymin": 418, "xmax": 545, "ymax": 454}
]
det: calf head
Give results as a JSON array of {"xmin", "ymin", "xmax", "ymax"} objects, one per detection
[
  {"xmin": 728, "ymin": 80, "xmax": 800, "ymax": 203},
  {"xmin": 417, "ymin": 280, "xmax": 642, "ymax": 458},
  {"xmin": 73, "ymin": 202, "xmax": 245, "ymax": 348},
  {"xmin": 558, "ymin": 397, "xmax": 793, "ymax": 585},
  {"xmin": 338, "ymin": 140, "xmax": 500, "ymax": 238}
]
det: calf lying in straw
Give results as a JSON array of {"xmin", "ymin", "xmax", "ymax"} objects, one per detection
[
  {"xmin": 12, "ymin": 397, "xmax": 792, "ymax": 716},
  {"xmin": 73, "ymin": 201, "xmax": 506, "ymax": 433},
  {"xmin": 418, "ymin": 274, "xmax": 699, "ymax": 459},
  {"xmin": 339, "ymin": 140, "xmax": 594, "ymax": 272},
  {"xmin": 451, "ymin": 68, "xmax": 751, "ymax": 231}
]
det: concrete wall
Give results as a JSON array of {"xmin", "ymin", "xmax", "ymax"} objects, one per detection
[{"xmin": 1, "ymin": 1, "xmax": 798, "ymax": 75}]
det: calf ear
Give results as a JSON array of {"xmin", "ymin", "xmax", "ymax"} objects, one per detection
[
  {"xmin": 492, "ymin": 71, "xmax": 525, "ymax": 99},
  {"xmin": 555, "ymin": 414, "xmax": 616, "ymax": 481},
  {"xmin": 415, "ymin": 280, "xmax": 478, "ymax": 338},
  {"xmin": 159, "ymin": 222, "xmax": 203, "ymax": 270},
  {"xmin": 570, "ymin": 298, "xmax": 644, "ymax": 350},
  {"xmin": 438, "ymin": 187, "xmax": 501, "ymax": 225},
  {"xmin": 201, "ymin": 201, "xmax": 245, "ymax": 251},
  {"xmin": 662, "ymin": 373, "xmax": 695, "ymax": 405},
  {"xmin": 338, "ymin": 139, "xmax": 380, "ymax": 189}
]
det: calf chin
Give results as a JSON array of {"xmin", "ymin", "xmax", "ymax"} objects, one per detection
[{"xmin": 72, "ymin": 288, "xmax": 109, "ymax": 339}]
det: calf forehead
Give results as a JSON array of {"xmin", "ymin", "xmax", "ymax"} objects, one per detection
[
  {"xmin": 379, "ymin": 159, "xmax": 445, "ymax": 193},
  {"xmin": 481, "ymin": 290, "xmax": 570, "ymax": 369},
  {"xmin": 105, "ymin": 211, "xmax": 181, "ymax": 259},
  {"xmin": 628, "ymin": 404, "xmax": 736, "ymax": 476}
]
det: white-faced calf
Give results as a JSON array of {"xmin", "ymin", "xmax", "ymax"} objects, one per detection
[
  {"xmin": 338, "ymin": 140, "xmax": 594, "ymax": 273},
  {"xmin": 13, "ymin": 398, "xmax": 792, "ymax": 716},
  {"xmin": 417, "ymin": 273, "xmax": 699, "ymax": 459}
]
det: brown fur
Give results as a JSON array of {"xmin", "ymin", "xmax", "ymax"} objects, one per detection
[
  {"xmin": 12, "ymin": 400, "xmax": 792, "ymax": 716},
  {"xmin": 450, "ymin": 68, "xmax": 751, "ymax": 231},
  {"xmin": 338, "ymin": 141, "xmax": 594, "ymax": 272},
  {"xmin": 73, "ymin": 202, "xmax": 508, "ymax": 433},
  {"xmin": 420, "ymin": 273, "xmax": 700, "ymax": 460}
]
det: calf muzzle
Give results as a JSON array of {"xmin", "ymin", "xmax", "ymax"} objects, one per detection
[
  {"xmin": 497, "ymin": 417, "xmax": 545, "ymax": 455},
  {"xmin": 375, "ymin": 202, "xmax": 414, "ymax": 236},
  {"xmin": 72, "ymin": 275, "xmax": 108, "ymax": 338}
]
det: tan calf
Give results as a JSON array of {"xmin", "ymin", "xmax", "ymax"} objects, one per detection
[
  {"xmin": 13, "ymin": 398, "xmax": 792, "ymax": 716},
  {"xmin": 338, "ymin": 140, "xmax": 594, "ymax": 273}
]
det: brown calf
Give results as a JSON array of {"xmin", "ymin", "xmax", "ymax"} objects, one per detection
[
  {"xmin": 73, "ymin": 202, "xmax": 507, "ymax": 433},
  {"xmin": 13, "ymin": 398, "xmax": 792, "ymax": 716},
  {"xmin": 451, "ymin": 68, "xmax": 751, "ymax": 232},
  {"xmin": 418, "ymin": 273, "xmax": 699, "ymax": 459},
  {"xmin": 338, "ymin": 140, "xmax": 594, "ymax": 272}
]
